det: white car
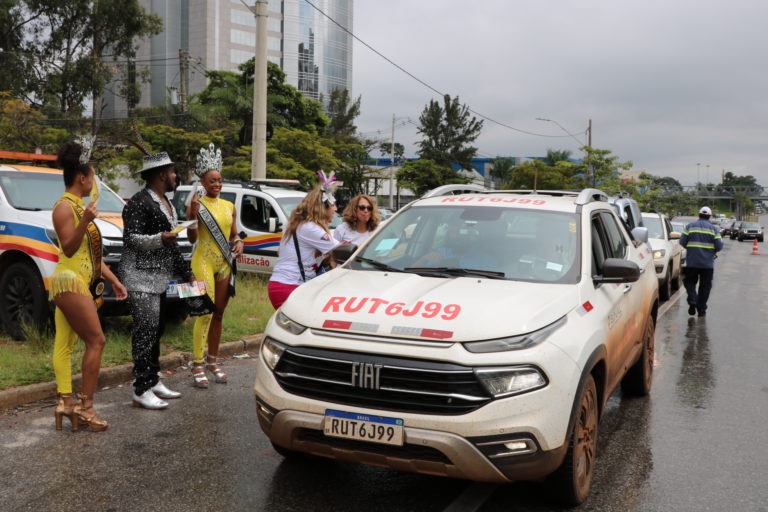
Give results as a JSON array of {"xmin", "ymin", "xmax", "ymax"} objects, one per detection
[
  {"xmin": 641, "ymin": 212, "xmax": 683, "ymax": 300},
  {"xmin": 254, "ymin": 189, "xmax": 659, "ymax": 505}
]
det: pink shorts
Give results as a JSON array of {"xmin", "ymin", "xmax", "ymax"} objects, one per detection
[{"xmin": 268, "ymin": 281, "xmax": 300, "ymax": 309}]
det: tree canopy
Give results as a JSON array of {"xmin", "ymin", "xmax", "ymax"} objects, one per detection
[{"xmin": 415, "ymin": 94, "xmax": 483, "ymax": 170}]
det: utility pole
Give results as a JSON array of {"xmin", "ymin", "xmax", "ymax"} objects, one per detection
[
  {"xmin": 178, "ymin": 49, "xmax": 188, "ymax": 112},
  {"xmin": 389, "ymin": 113, "xmax": 395, "ymax": 209},
  {"xmin": 587, "ymin": 119, "xmax": 592, "ymax": 147},
  {"xmin": 249, "ymin": 0, "xmax": 269, "ymax": 180}
]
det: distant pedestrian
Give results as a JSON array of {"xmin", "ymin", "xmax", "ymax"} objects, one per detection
[
  {"xmin": 679, "ymin": 206, "xmax": 723, "ymax": 317},
  {"xmin": 333, "ymin": 194, "xmax": 381, "ymax": 245}
]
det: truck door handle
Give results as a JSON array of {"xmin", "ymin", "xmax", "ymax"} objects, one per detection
[{"xmin": 623, "ymin": 284, "xmax": 632, "ymax": 294}]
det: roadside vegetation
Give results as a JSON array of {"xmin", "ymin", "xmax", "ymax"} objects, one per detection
[{"xmin": 0, "ymin": 273, "xmax": 273, "ymax": 391}]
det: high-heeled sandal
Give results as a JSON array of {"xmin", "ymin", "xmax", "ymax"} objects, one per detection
[
  {"xmin": 206, "ymin": 355, "xmax": 228, "ymax": 384},
  {"xmin": 191, "ymin": 361, "xmax": 209, "ymax": 388},
  {"xmin": 75, "ymin": 396, "xmax": 108, "ymax": 432},
  {"xmin": 54, "ymin": 393, "xmax": 79, "ymax": 431}
]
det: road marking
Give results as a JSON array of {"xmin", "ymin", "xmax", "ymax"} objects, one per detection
[{"xmin": 442, "ymin": 482, "xmax": 498, "ymax": 512}]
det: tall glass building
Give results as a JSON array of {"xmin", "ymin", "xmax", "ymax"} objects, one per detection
[{"xmin": 103, "ymin": 0, "xmax": 353, "ymax": 117}]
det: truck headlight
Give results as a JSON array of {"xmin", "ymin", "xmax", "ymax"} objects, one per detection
[
  {"xmin": 475, "ymin": 367, "xmax": 547, "ymax": 398},
  {"xmin": 652, "ymin": 249, "xmax": 665, "ymax": 259},
  {"xmin": 261, "ymin": 337, "xmax": 285, "ymax": 370},
  {"xmin": 275, "ymin": 310, "xmax": 307, "ymax": 335},
  {"xmin": 463, "ymin": 316, "xmax": 566, "ymax": 353}
]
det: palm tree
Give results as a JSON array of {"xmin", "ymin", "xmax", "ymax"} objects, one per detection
[
  {"xmin": 489, "ymin": 157, "xmax": 515, "ymax": 188},
  {"xmin": 544, "ymin": 149, "xmax": 572, "ymax": 166}
]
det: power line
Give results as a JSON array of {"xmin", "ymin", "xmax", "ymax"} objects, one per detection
[{"xmin": 301, "ymin": 0, "xmax": 573, "ymax": 140}]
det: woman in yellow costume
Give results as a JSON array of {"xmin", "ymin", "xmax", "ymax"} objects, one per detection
[
  {"xmin": 185, "ymin": 144, "xmax": 243, "ymax": 388},
  {"xmin": 51, "ymin": 140, "xmax": 127, "ymax": 432}
]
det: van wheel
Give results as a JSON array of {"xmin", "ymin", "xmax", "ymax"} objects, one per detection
[
  {"xmin": 671, "ymin": 267, "xmax": 681, "ymax": 291},
  {"xmin": 0, "ymin": 262, "xmax": 50, "ymax": 340},
  {"xmin": 551, "ymin": 375, "xmax": 598, "ymax": 506},
  {"xmin": 622, "ymin": 316, "xmax": 655, "ymax": 396}
]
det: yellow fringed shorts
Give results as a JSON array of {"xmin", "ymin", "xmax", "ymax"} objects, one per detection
[{"xmin": 48, "ymin": 269, "xmax": 91, "ymax": 300}]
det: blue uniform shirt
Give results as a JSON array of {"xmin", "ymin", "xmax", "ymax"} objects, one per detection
[{"xmin": 679, "ymin": 218, "xmax": 723, "ymax": 269}]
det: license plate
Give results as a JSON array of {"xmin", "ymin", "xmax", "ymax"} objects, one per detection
[{"xmin": 323, "ymin": 409, "xmax": 404, "ymax": 446}]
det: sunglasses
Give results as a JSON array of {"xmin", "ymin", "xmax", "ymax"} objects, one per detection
[{"xmin": 357, "ymin": 205, "xmax": 373, "ymax": 212}]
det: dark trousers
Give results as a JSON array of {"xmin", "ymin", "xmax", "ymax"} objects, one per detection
[
  {"xmin": 129, "ymin": 291, "xmax": 166, "ymax": 395},
  {"xmin": 683, "ymin": 267, "xmax": 714, "ymax": 313}
]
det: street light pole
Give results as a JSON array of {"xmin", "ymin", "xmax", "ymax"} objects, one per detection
[
  {"xmin": 535, "ymin": 117, "xmax": 586, "ymax": 146},
  {"xmin": 696, "ymin": 162, "xmax": 701, "ymax": 186},
  {"xmin": 245, "ymin": 0, "xmax": 268, "ymax": 180}
]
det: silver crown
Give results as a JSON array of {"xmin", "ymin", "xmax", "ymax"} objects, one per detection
[
  {"xmin": 195, "ymin": 143, "xmax": 223, "ymax": 178},
  {"xmin": 76, "ymin": 134, "xmax": 96, "ymax": 165}
]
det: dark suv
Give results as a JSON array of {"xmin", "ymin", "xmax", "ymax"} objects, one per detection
[{"xmin": 737, "ymin": 222, "xmax": 764, "ymax": 242}]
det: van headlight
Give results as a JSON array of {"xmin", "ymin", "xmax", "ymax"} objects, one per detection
[
  {"xmin": 652, "ymin": 249, "xmax": 665, "ymax": 260},
  {"xmin": 463, "ymin": 316, "xmax": 566, "ymax": 353},
  {"xmin": 475, "ymin": 366, "xmax": 547, "ymax": 398},
  {"xmin": 261, "ymin": 338, "xmax": 285, "ymax": 370},
  {"xmin": 274, "ymin": 310, "xmax": 307, "ymax": 335}
]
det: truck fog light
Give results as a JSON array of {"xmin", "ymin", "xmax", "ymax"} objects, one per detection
[
  {"xmin": 504, "ymin": 441, "xmax": 529, "ymax": 452},
  {"xmin": 475, "ymin": 367, "xmax": 547, "ymax": 398},
  {"xmin": 261, "ymin": 338, "xmax": 285, "ymax": 370}
]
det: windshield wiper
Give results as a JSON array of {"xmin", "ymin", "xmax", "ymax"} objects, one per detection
[
  {"xmin": 354, "ymin": 256, "xmax": 404, "ymax": 272},
  {"xmin": 14, "ymin": 206, "xmax": 43, "ymax": 211},
  {"xmin": 404, "ymin": 267, "xmax": 506, "ymax": 279}
]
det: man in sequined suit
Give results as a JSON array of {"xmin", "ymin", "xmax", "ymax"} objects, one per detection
[{"xmin": 121, "ymin": 152, "xmax": 194, "ymax": 409}]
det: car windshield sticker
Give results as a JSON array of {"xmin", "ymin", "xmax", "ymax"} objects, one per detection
[
  {"xmin": 374, "ymin": 238, "xmax": 398, "ymax": 251},
  {"xmin": 569, "ymin": 222, "xmax": 577, "ymax": 232},
  {"xmin": 546, "ymin": 262, "xmax": 563, "ymax": 272}
]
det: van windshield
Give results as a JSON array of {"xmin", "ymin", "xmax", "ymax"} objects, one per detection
[
  {"xmin": 0, "ymin": 171, "xmax": 125, "ymax": 212},
  {"xmin": 276, "ymin": 196, "xmax": 343, "ymax": 228},
  {"xmin": 642, "ymin": 216, "xmax": 664, "ymax": 239}
]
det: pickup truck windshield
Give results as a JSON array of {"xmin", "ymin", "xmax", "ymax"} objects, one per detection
[{"xmin": 0, "ymin": 171, "xmax": 126, "ymax": 212}]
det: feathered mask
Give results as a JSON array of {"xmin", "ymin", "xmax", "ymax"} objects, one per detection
[
  {"xmin": 195, "ymin": 143, "xmax": 223, "ymax": 178},
  {"xmin": 317, "ymin": 170, "xmax": 340, "ymax": 205}
]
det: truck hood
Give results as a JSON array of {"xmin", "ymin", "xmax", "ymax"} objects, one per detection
[
  {"xmin": 22, "ymin": 210, "xmax": 124, "ymax": 238},
  {"xmin": 280, "ymin": 269, "xmax": 579, "ymax": 342}
]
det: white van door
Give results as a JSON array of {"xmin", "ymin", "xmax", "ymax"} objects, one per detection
[{"xmin": 237, "ymin": 193, "xmax": 283, "ymax": 274}]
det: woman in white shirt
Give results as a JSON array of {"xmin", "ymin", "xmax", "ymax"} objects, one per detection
[
  {"xmin": 268, "ymin": 185, "xmax": 339, "ymax": 309},
  {"xmin": 333, "ymin": 194, "xmax": 381, "ymax": 246}
]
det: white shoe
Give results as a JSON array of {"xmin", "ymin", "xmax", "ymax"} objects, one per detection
[
  {"xmin": 132, "ymin": 389, "xmax": 168, "ymax": 409},
  {"xmin": 151, "ymin": 381, "xmax": 181, "ymax": 399}
]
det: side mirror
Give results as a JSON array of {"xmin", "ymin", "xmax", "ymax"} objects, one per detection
[
  {"xmin": 594, "ymin": 258, "xmax": 641, "ymax": 284},
  {"xmin": 332, "ymin": 243, "xmax": 358, "ymax": 264},
  {"xmin": 631, "ymin": 226, "xmax": 649, "ymax": 244},
  {"xmin": 269, "ymin": 217, "xmax": 279, "ymax": 233},
  {"xmin": 669, "ymin": 231, "xmax": 681, "ymax": 240}
]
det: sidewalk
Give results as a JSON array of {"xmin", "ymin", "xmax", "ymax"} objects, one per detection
[{"xmin": 0, "ymin": 334, "xmax": 263, "ymax": 411}]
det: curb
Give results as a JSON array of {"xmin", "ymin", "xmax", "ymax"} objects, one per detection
[{"xmin": 0, "ymin": 334, "xmax": 263, "ymax": 412}]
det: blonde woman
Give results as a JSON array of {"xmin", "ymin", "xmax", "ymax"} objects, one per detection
[
  {"xmin": 333, "ymin": 194, "xmax": 380, "ymax": 245},
  {"xmin": 268, "ymin": 173, "xmax": 340, "ymax": 309}
]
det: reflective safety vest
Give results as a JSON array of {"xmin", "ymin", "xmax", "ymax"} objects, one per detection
[{"xmin": 680, "ymin": 219, "xmax": 723, "ymax": 269}]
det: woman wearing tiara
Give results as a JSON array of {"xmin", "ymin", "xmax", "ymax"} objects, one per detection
[
  {"xmin": 185, "ymin": 144, "xmax": 243, "ymax": 388},
  {"xmin": 267, "ymin": 172, "xmax": 341, "ymax": 309},
  {"xmin": 50, "ymin": 140, "xmax": 127, "ymax": 432}
]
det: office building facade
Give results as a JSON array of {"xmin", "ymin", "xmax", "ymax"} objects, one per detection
[{"xmin": 104, "ymin": 0, "xmax": 353, "ymax": 117}]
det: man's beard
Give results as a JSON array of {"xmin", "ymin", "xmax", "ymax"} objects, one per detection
[{"xmin": 164, "ymin": 175, "xmax": 177, "ymax": 193}]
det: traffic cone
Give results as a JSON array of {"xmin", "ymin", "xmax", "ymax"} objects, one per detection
[{"xmin": 751, "ymin": 238, "xmax": 760, "ymax": 255}]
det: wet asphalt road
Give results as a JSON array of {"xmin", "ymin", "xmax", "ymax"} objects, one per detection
[{"xmin": 2, "ymin": 233, "xmax": 767, "ymax": 512}]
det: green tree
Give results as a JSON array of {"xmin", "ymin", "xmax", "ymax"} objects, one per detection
[
  {"xmin": 504, "ymin": 159, "xmax": 584, "ymax": 190},
  {"xmin": 416, "ymin": 94, "xmax": 483, "ymax": 170},
  {"xmin": 396, "ymin": 159, "xmax": 466, "ymax": 196},
  {"xmin": 0, "ymin": 1, "xmax": 33, "ymax": 98},
  {"xmin": 18, "ymin": 1, "xmax": 161, "ymax": 118},
  {"xmin": 324, "ymin": 88, "xmax": 361, "ymax": 138},
  {"xmin": 0, "ymin": 92, "xmax": 67, "ymax": 153},
  {"xmin": 579, "ymin": 146, "xmax": 633, "ymax": 187},
  {"xmin": 379, "ymin": 141, "xmax": 404, "ymax": 161}
]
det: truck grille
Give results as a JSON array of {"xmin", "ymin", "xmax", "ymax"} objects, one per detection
[{"xmin": 273, "ymin": 346, "xmax": 491, "ymax": 415}]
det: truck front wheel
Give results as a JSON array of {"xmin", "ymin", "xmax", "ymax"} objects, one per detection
[{"xmin": 0, "ymin": 262, "xmax": 50, "ymax": 340}]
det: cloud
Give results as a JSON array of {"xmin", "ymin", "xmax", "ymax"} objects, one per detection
[{"xmin": 351, "ymin": 0, "xmax": 768, "ymax": 185}]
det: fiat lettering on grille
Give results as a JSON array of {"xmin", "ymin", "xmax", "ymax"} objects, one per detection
[{"xmin": 351, "ymin": 362, "xmax": 383, "ymax": 390}]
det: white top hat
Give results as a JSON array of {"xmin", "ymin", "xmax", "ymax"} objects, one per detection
[{"xmin": 138, "ymin": 152, "xmax": 174, "ymax": 174}]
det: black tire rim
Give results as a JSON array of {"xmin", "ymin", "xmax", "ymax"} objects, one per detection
[{"xmin": 6, "ymin": 274, "xmax": 35, "ymax": 326}]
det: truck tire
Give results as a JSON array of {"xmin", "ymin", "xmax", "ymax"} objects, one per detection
[
  {"xmin": 551, "ymin": 375, "xmax": 598, "ymax": 507},
  {"xmin": 0, "ymin": 262, "xmax": 50, "ymax": 340},
  {"xmin": 659, "ymin": 269, "xmax": 672, "ymax": 301}
]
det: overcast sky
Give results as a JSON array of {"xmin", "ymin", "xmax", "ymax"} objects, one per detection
[{"xmin": 350, "ymin": 0, "xmax": 768, "ymax": 186}]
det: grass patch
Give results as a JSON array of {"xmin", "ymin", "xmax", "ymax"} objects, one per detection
[{"xmin": 0, "ymin": 273, "xmax": 274, "ymax": 391}]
